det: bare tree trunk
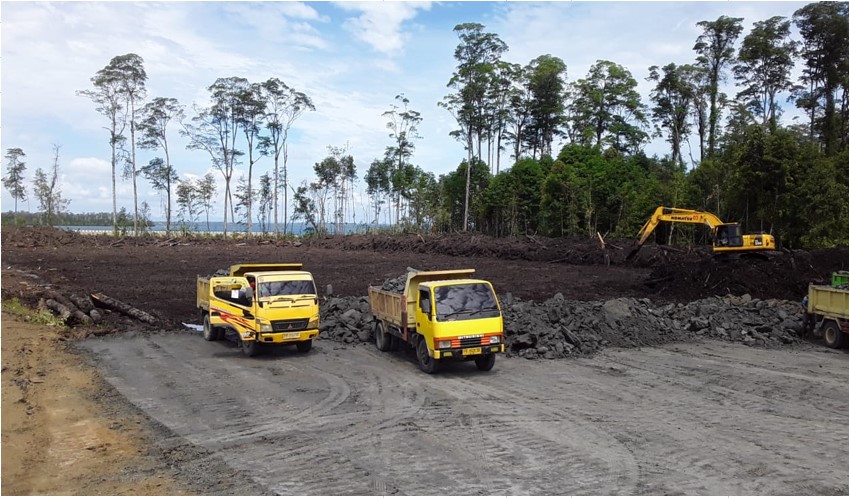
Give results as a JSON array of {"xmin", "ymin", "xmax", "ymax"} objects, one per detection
[{"xmin": 131, "ymin": 101, "xmax": 139, "ymax": 236}]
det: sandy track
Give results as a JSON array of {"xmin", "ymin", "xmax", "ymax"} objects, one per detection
[{"xmin": 83, "ymin": 331, "xmax": 849, "ymax": 495}]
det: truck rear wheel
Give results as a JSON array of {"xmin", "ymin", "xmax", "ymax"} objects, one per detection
[
  {"xmin": 416, "ymin": 339, "xmax": 439, "ymax": 374},
  {"xmin": 823, "ymin": 320, "xmax": 845, "ymax": 349},
  {"xmin": 374, "ymin": 321, "xmax": 391, "ymax": 352},
  {"xmin": 474, "ymin": 354, "xmax": 496, "ymax": 371},
  {"xmin": 242, "ymin": 339, "xmax": 260, "ymax": 357},
  {"xmin": 203, "ymin": 314, "xmax": 220, "ymax": 341},
  {"xmin": 296, "ymin": 339, "xmax": 313, "ymax": 353}
]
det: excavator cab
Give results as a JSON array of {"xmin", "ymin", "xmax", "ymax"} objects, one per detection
[{"xmin": 714, "ymin": 224, "xmax": 743, "ymax": 248}]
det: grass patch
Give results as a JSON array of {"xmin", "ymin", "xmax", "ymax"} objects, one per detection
[{"xmin": 3, "ymin": 298, "xmax": 67, "ymax": 328}]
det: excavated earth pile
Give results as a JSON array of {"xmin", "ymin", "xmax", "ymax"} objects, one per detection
[{"xmin": 1, "ymin": 227, "xmax": 845, "ymax": 354}]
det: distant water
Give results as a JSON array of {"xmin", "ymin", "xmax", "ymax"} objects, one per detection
[{"xmin": 59, "ymin": 221, "xmax": 371, "ymax": 235}]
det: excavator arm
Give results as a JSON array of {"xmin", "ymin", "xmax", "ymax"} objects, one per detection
[{"xmin": 628, "ymin": 207, "xmax": 726, "ymax": 260}]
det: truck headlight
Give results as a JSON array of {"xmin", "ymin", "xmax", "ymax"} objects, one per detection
[
  {"xmin": 258, "ymin": 320, "xmax": 273, "ymax": 332},
  {"xmin": 437, "ymin": 340, "xmax": 451, "ymax": 349},
  {"xmin": 489, "ymin": 335, "xmax": 501, "ymax": 344},
  {"xmin": 307, "ymin": 316, "xmax": 319, "ymax": 329}
]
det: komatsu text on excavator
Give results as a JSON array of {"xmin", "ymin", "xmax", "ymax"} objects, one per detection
[{"xmin": 627, "ymin": 206, "xmax": 776, "ymax": 259}]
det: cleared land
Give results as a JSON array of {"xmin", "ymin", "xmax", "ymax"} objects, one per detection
[{"xmin": 2, "ymin": 227, "xmax": 848, "ymax": 495}]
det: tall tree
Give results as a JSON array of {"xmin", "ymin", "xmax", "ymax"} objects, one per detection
[
  {"xmin": 382, "ymin": 94, "xmax": 422, "ymax": 225},
  {"xmin": 526, "ymin": 55, "xmax": 568, "ymax": 158},
  {"xmin": 793, "ymin": 2, "xmax": 849, "ymax": 154},
  {"xmin": 570, "ymin": 60, "xmax": 648, "ymax": 153},
  {"xmin": 440, "ymin": 22, "xmax": 508, "ymax": 231},
  {"xmin": 140, "ymin": 157, "xmax": 179, "ymax": 229},
  {"xmin": 256, "ymin": 172, "xmax": 273, "ymax": 234},
  {"xmin": 196, "ymin": 172, "xmax": 217, "ymax": 233},
  {"xmin": 235, "ymin": 82, "xmax": 266, "ymax": 236},
  {"xmin": 3, "ymin": 148, "xmax": 27, "ymax": 216},
  {"xmin": 182, "ymin": 77, "xmax": 248, "ymax": 238},
  {"xmin": 259, "ymin": 78, "xmax": 315, "ymax": 237},
  {"xmin": 137, "ymin": 97, "xmax": 184, "ymax": 234},
  {"xmin": 175, "ymin": 179, "xmax": 201, "ymax": 233},
  {"xmin": 77, "ymin": 60, "xmax": 127, "ymax": 235},
  {"xmin": 109, "ymin": 54, "xmax": 148, "ymax": 235},
  {"xmin": 486, "ymin": 61, "xmax": 520, "ymax": 173},
  {"xmin": 32, "ymin": 145, "xmax": 70, "ymax": 226},
  {"xmin": 365, "ymin": 157, "xmax": 392, "ymax": 224},
  {"xmin": 734, "ymin": 16, "xmax": 798, "ymax": 127},
  {"xmin": 647, "ymin": 63, "xmax": 696, "ymax": 167},
  {"xmin": 693, "ymin": 15, "xmax": 744, "ymax": 158}
]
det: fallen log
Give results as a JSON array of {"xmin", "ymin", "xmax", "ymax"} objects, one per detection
[
  {"xmin": 68, "ymin": 293, "xmax": 95, "ymax": 313},
  {"xmin": 90, "ymin": 292, "xmax": 158, "ymax": 324},
  {"xmin": 45, "ymin": 298, "xmax": 72, "ymax": 321}
]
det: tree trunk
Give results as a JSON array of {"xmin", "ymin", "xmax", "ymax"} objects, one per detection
[{"xmin": 90, "ymin": 292, "xmax": 158, "ymax": 324}]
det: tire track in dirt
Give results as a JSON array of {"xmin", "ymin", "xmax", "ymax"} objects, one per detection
[
  {"xmin": 535, "ymin": 342, "xmax": 849, "ymax": 495},
  {"xmin": 85, "ymin": 334, "xmax": 849, "ymax": 496}
]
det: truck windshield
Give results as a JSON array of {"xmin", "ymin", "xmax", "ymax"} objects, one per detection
[
  {"xmin": 435, "ymin": 283, "xmax": 499, "ymax": 322},
  {"xmin": 257, "ymin": 280, "xmax": 316, "ymax": 299}
]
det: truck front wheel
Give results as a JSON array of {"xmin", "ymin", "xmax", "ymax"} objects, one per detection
[
  {"xmin": 242, "ymin": 339, "xmax": 260, "ymax": 357},
  {"xmin": 416, "ymin": 339, "xmax": 439, "ymax": 374},
  {"xmin": 296, "ymin": 339, "xmax": 313, "ymax": 353},
  {"xmin": 474, "ymin": 354, "xmax": 496, "ymax": 371},
  {"xmin": 374, "ymin": 321, "xmax": 391, "ymax": 352},
  {"xmin": 203, "ymin": 314, "xmax": 220, "ymax": 341},
  {"xmin": 823, "ymin": 320, "xmax": 845, "ymax": 349}
]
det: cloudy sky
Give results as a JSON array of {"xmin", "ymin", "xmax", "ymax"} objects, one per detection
[{"xmin": 1, "ymin": 1, "xmax": 809, "ymax": 221}]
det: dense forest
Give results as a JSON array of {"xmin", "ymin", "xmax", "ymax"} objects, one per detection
[{"xmin": 3, "ymin": 2, "xmax": 848, "ymax": 248}]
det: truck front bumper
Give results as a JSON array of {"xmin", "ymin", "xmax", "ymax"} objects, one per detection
[
  {"xmin": 254, "ymin": 329, "xmax": 319, "ymax": 343},
  {"xmin": 434, "ymin": 344, "xmax": 504, "ymax": 359}
]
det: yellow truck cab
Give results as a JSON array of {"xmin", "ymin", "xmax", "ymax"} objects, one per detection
[
  {"xmin": 368, "ymin": 269, "xmax": 505, "ymax": 373},
  {"xmin": 197, "ymin": 263, "xmax": 320, "ymax": 356}
]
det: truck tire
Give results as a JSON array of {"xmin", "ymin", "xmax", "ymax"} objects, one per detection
[
  {"xmin": 416, "ymin": 339, "xmax": 439, "ymax": 374},
  {"xmin": 296, "ymin": 339, "xmax": 313, "ymax": 353},
  {"xmin": 823, "ymin": 320, "xmax": 845, "ymax": 349},
  {"xmin": 242, "ymin": 339, "xmax": 260, "ymax": 357},
  {"xmin": 202, "ymin": 314, "xmax": 219, "ymax": 341},
  {"xmin": 803, "ymin": 313, "xmax": 815, "ymax": 337},
  {"xmin": 374, "ymin": 321, "xmax": 391, "ymax": 352},
  {"xmin": 474, "ymin": 354, "xmax": 496, "ymax": 371}
]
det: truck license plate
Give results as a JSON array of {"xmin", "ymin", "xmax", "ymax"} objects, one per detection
[
  {"xmin": 283, "ymin": 332, "xmax": 301, "ymax": 339},
  {"xmin": 462, "ymin": 347, "xmax": 482, "ymax": 355}
]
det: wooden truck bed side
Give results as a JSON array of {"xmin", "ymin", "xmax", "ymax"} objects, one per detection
[
  {"xmin": 368, "ymin": 286, "xmax": 410, "ymax": 327},
  {"xmin": 808, "ymin": 284, "xmax": 849, "ymax": 319}
]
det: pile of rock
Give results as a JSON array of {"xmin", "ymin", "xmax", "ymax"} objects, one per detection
[
  {"xmin": 500, "ymin": 293, "xmax": 805, "ymax": 359},
  {"xmin": 316, "ymin": 289, "xmax": 806, "ymax": 359},
  {"xmin": 318, "ymin": 296, "xmax": 373, "ymax": 343},
  {"xmin": 380, "ymin": 267, "xmax": 419, "ymax": 293}
]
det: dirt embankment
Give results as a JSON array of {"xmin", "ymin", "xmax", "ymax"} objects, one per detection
[
  {"xmin": 1, "ymin": 269, "xmax": 264, "ymax": 495},
  {"xmin": 1, "ymin": 308, "xmax": 187, "ymax": 495}
]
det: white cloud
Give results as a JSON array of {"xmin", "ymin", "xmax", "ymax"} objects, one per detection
[{"xmin": 337, "ymin": 1, "xmax": 431, "ymax": 56}]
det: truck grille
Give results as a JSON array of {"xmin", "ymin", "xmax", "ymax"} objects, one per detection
[
  {"xmin": 271, "ymin": 319, "xmax": 309, "ymax": 332},
  {"xmin": 453, "ymin": 337, "xmax": 483, "ymax": 348}
]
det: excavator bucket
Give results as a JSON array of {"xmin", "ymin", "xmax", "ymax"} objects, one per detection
[{"xmin": 625, "ymin": 243, "xmax": 643, "ymax": 261}]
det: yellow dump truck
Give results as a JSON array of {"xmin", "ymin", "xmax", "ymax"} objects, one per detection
[
  {"xmin": 368, "ymin": 269, "xmax": 504, "ymax": 373},
  {"xmin": 806, "ymin": 282, "xmax": 849, "ymax": 349},
  {"xmin": 197, "ymin": 263, "xmax": 320, "ymax": 356}
]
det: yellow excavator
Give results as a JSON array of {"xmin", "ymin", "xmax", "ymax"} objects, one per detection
[{"xmin": 626, "ymin": 206, "xmax": 776, "ymax": 260}]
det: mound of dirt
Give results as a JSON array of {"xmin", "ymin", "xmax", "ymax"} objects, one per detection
[{"xmin": 644, "ymin": 249, "xmax": 849, "ymax": 302}]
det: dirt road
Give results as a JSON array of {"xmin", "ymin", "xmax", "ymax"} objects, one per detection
[{"xmin": 84, "ymin": 330, "xmax": 849, "ymax": 495}]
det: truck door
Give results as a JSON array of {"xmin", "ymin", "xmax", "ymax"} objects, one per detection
[
  {"xmin": 415, "ymin": 287, "xmax": 434, "ymax": 337},
  {"xmin": 209, "ymin": 276, "xmax": 255, "ymax": 333}
]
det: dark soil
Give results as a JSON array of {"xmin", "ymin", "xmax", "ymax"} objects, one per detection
[{"xmin": 2, "ymin": 227, "xmax": 846, "ymax": 326}]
